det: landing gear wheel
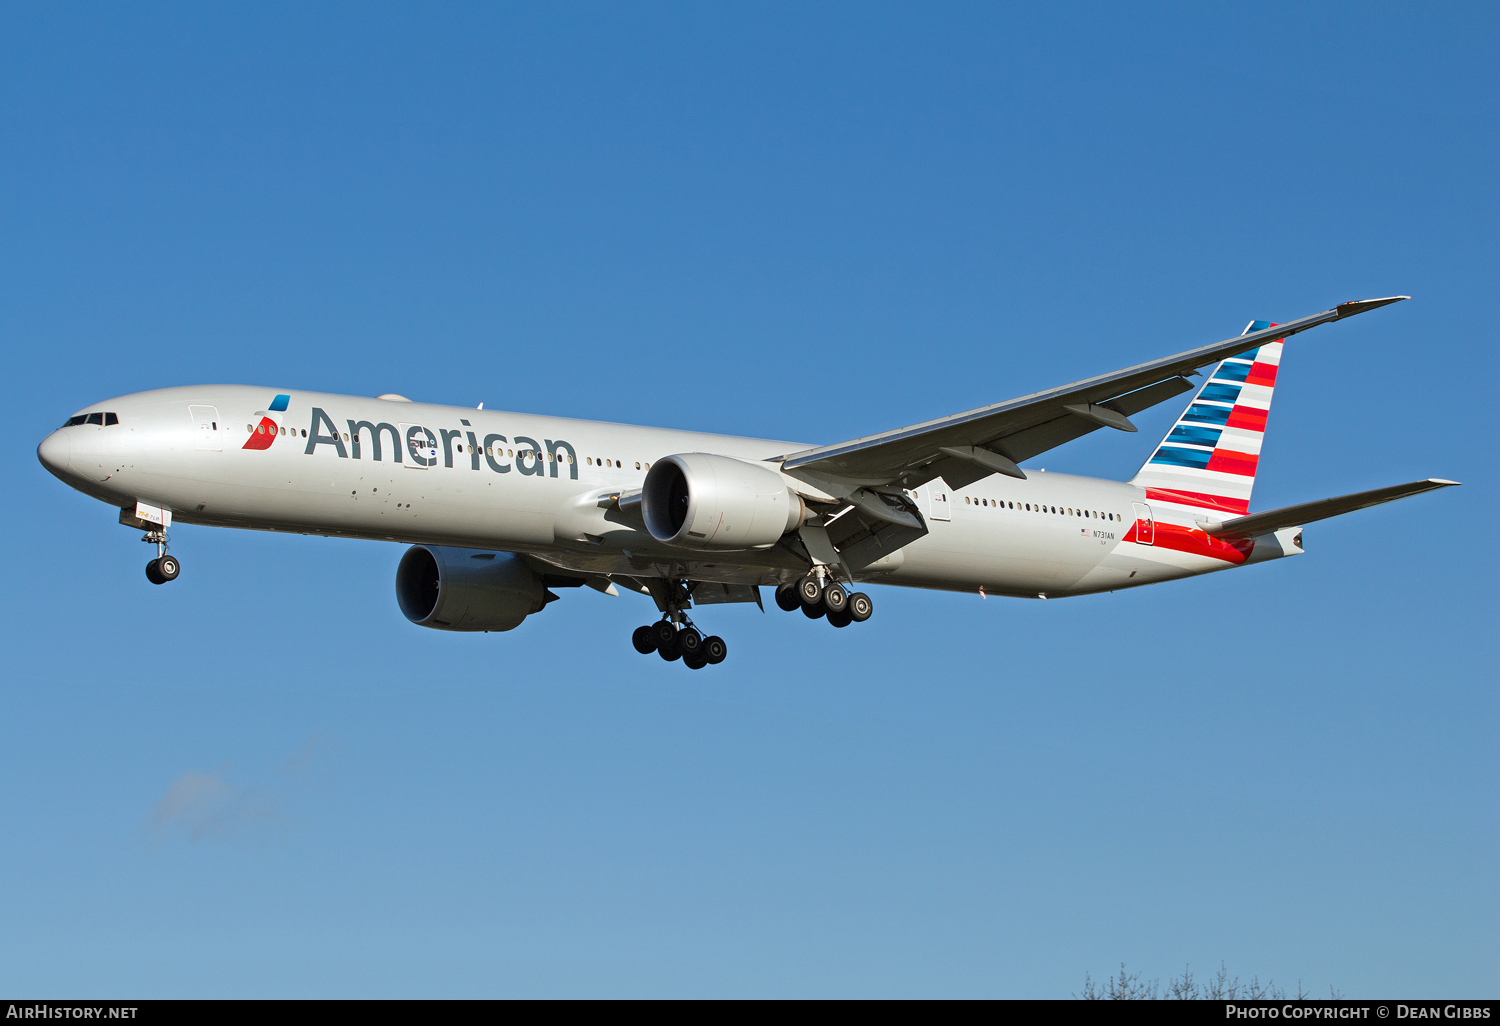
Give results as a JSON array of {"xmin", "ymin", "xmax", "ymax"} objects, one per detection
[
  {"xmin": 683, "ymin": 652, "xmax": 709, "ymax": 670},
  {"xmin": 848, "ymin": 592, "xmax": 873, "ymax": 622},
  {"xmin": 157, "ymin": 554, "xmax": 180, "ymax": 581},
  {"xmin": 675, "ymin": 626, "xmax": 704, "ymax": 658},
  {"xmin": 651, "ymin": 620, "xmax": 678, "ymax": 650},
  {"xmin": 802, "ymin": 602, "xmax": 824, "ymax": 619},
  {"xmin": 145, "ymin": 559, "xmax": 165, "ymax": 585},
  {"xmin": 827, "ymin": 607, "xmax": 852, "ymax": 628},
  {"xmin": 797, "ymin": 575, "xmax": 824, "ymax": 607},
  {"xmin": 775, "ymin": 585, "xmax": 800, "ymax": 612},
  {"xmin": 632, "ymin": 625, "xmax": 657, "ymax": 654},
  {"xmin": 658, "ymin": 642, "xmax": 681, "ymax": 662},
  {"xmin": 822, "ymin": 584, "xmax": 848, "ymax": 614},
  {"xmin": 703, "ymin": 636, "xmax": 727, "ymax": 664}
]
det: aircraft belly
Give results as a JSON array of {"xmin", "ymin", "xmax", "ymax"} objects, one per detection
[
  {"xmin": 888, "ymin": 522, "xmax": 1095, "ymax": 596},
  {"xmin": 1069, "ymin": 541, "xmax": 1232, "ymax": 592}
]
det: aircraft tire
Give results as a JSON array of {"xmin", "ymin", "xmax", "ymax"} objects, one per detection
[
  {"xmin": 145, "ymin": 559, "xmax": 165, "ymax": 585},
  {"xmin": 675, "ymin": 626, "xmax": 704, "ymax": 658},
  {"xmin": 632, "ymin": 625, "xmax": 657, "ymax": 654},
  {"xmin": 827, "ymin": 607, "xmax": 852, "ymax": 628},
  {"xmin": 157, "ymin": 555, "xmax": 180, "ymax": 581},
  {"xmin": 848, "ymin": 592, "xmax": 873, "ymax": 622},
  {"xmin": 822, "ymin": 585, "xmax": 848, "ymax": 614},
  {"xmin": 703, "ymin": 636, "xmax": 727, "ymax": 664},
  {"xmin": 797, "ymin": 575, "xmax": 823, "ymax": 607},
  {"xmin": 683, "ymin": 652, "xmax": 709, "ymax": 670},
  {"xmin": 658, "ymin": 643, "xmax": 681, "ymax": 662},
  {"xmin": 651, "ymin": 620, "xmax": 678, "ymax": 650},
  {"xmin": 801, "ymin": 602, "xmax": 824, "ymax": 619},
  {"xmin": 774, "ymin": 585, "xmax": 800, "ymax": 612}
]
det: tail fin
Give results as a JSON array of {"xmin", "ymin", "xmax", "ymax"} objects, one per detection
[{"xmin": 1129, "ymin": 320, "xmax": 1283, "ymax": 516}]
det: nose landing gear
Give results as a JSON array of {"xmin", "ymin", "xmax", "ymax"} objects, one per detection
[{"xmin": 142, "ymin": 528, "xmax": 181, "ymax": 585}]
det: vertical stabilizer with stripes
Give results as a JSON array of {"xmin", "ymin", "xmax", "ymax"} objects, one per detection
[{"xmin": 1129, "ymin": 321, "xmax": 1283, "ymax": 518}]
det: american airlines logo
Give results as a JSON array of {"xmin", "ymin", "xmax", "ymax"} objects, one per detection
[
  {"xmin": 290, "ymin": 405, "xmax": 578, "ymax": 479},
  {"xmin": 241, "ymin": 394, "xmax": 291, "ymax": 450}
]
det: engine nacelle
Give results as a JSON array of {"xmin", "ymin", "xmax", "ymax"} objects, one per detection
[
  {"xmin": 642, "ymin": 453, "xmax": 805, "ymax": 550},
  {"xmin": 395, "ymin": 546, "xmax": 547, "ymax": 632}
]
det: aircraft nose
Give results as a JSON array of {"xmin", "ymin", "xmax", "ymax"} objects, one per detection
[{"xmin": 37, "ymin": 429, "xmax": 71, "ymax": 478}]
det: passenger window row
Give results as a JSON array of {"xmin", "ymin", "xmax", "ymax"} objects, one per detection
[
  {"xmin": 249, "ymin": 423, "xmax": 304, "ymax": 437},
  {"xmin": 585, "ymin": 457, "xmax": 652, "ymax": 471},
  {"xmin": 64, "ymin": 412, "xmax": 119, "ymax": 426},
  {"xmin": 961, "ymin": 494, "xmax": 1122, "ymax": 522}
]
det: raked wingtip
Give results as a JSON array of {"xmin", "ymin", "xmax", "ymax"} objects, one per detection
[{"xmin": 1335, "ymin": 296, "xmax": 1409, "ymax": 318}]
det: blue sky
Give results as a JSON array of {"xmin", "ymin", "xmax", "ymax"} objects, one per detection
[{"xmin": 2, "ymin": 2, "xmax": 1494, "ymax": 998}]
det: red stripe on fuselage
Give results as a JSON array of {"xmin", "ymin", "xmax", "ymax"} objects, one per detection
[
  {"xmin": 1150, "ymin": 521, "xmax": 1254, "ymax": 564},
  {"xmin": 1143, "ymin": 488, "xmax": 1250, "ymax": 514}
]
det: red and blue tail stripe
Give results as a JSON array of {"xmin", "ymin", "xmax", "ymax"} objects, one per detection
[{"xmin": 1130, "ymin": 321, "xmax": 1282, "ymax": 519}]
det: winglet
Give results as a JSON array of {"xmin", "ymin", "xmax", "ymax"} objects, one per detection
[{"xmin": 1335, "ymin": 296, "xmax": 1409, "ymax": 319}]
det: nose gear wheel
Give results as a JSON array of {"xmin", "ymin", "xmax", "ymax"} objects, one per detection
[{"xmin": 141, "ymin": 527, "xmax": 181, "ymax": 585}]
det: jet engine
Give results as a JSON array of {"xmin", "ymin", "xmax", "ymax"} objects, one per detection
[
  {"xmin": 395, "ymin": 546, "xmax": 547, "ymax": 632},
  {"xmin": 642, "ymin": 453, "xmax": 806, "ymax": 550}
]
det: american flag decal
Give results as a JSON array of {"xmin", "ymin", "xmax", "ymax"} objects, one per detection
[{"xmin": 1129, "ymin": 322, "xmax": 1283, "ymax": 519}]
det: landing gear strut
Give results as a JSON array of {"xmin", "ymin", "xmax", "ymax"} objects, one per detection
[
  {"xmin": 142, "ymin": 528, "xmax": 180, "ymax": 585},
  {"xmin": 630, "ymin": 579, "xmax": 728, "ymax": 671}
]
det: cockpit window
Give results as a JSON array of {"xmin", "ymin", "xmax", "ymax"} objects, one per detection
[
  {"xmin": 65, "ymin": 415, "xmax": 88, "ymax": 426},
  {"xmin": 86, "ymin": 413, "xmax": 104, "ymax": 425},
  {"xmin": 64, "ymin": 412, "xmax": 118, "ymax": 426},
  {"xmin": 104, "ymin": 412, "xmax": 118, "ymax": 425}
]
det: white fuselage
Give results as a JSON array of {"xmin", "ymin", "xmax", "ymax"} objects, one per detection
[{"xmin": 38, "ymin": 385, "xmax": 1301, "ymax": 600}]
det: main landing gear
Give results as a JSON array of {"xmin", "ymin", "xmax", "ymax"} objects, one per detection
[
  {"xmin": 142, "ymin": 527, "xmax": 181, "ymax": 585},
  {"xmin": 775, "ymin": 573, "xmax": 872, "ymax": 629},
  {"xmin": 630, "ymin": 579, "xmax": 728, "ymax": 670},
  {"xmin": 631, "ymin": 618, "xmax": 728, "ymax": 670}
]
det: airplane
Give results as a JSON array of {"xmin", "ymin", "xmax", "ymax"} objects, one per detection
[{"xmin": 36, "ymin": 295, "xmax": 1457, "ymax": 670}]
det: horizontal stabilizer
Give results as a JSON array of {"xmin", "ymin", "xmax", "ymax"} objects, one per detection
[{"xmin": 1203, "ymin": 478, "xmax": 1458, "ymax": 538}]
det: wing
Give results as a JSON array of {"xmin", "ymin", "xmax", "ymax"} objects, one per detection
[
  {"xmin": 779, "ymin": 297, "xmax": 1408, "ymax": 496},
  {"xmin": 1203, "ymin": 478, "xmax": 1458, "ymax": 539}
]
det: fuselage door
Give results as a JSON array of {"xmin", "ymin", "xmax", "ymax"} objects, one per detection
[
  {"xmin": 1132, "ymin": 501, "xmax": 1155, "ymax": 545},
  {"xmin": 189, "ymin": 405, "xmax": 221, "ymax": 451},
  {"xmin": 400, "ymin": 422, "xmax": 436, "ymax": 468},
  {"xmin": 927, "ymin": 484, "xmax": 951, "ymax": 522}
]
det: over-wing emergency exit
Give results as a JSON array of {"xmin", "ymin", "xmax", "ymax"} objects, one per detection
[{"xmin": 37, "ymin": 296, "xmax": 1457, "ymax": 669}]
